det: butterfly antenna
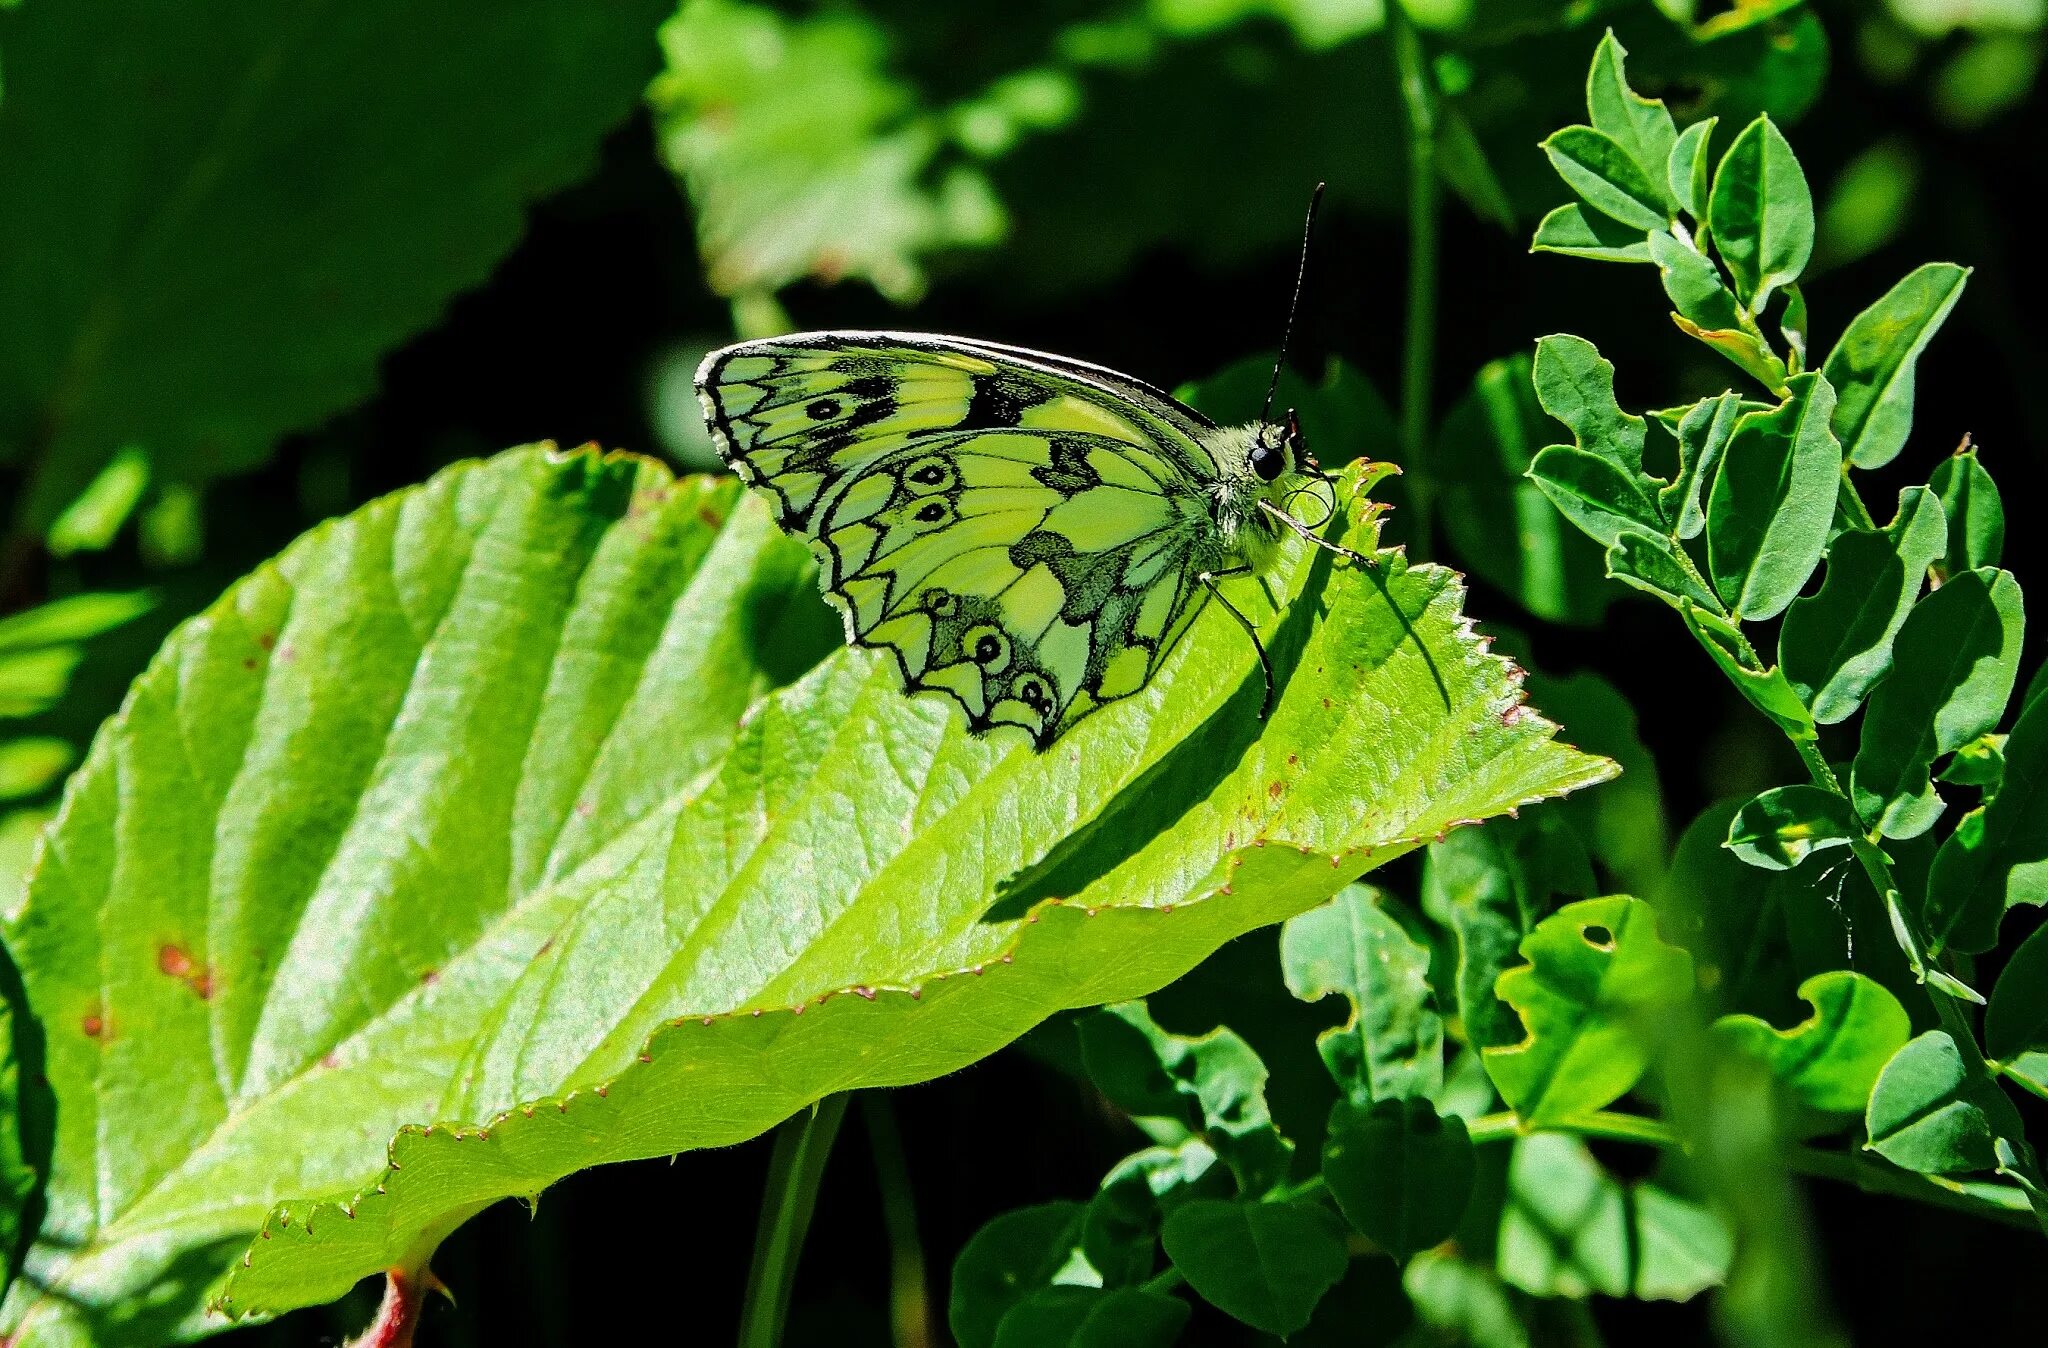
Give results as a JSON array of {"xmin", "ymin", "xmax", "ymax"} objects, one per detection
[{"xmin": 1260, "ymin": 181, "xmax": 1327, "ymax": 428}]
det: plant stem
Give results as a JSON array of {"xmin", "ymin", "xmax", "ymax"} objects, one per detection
[
  {"xmin": 1835, "ymin": 469, "xmax": 1879, "ymax": 531},
  {"xmin": 1389, "ymin": 2, "xmax": 1440, "ymax": 561},
  {"xmin": 1772, "ymin": 683, "xmax": 2048, "ymax": 1234},
  {"xmin": 1462, "ymin": 1109, "xmax": 2038, "ymax": 1231},
  {"xmin": 1465, "ymin": 1108, "xmax": 1673, "ymax": 1148},
  {"xmin": 739, "ymin": 1094, "xmax": 851, "ymax": 1348},
  {"xmin": 863, "ymin": 1094, "xmax": 933, "ymax": 1348},
  {"xmin": 345, "ymin": 1266, "xmax": 446, "ymax": 1348},
  {"xmin": 1783, "ymin": 1143, "xmax": 2038, "ymax": 1232}
]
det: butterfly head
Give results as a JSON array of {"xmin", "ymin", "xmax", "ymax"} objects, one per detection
[
  {"xmin": 1248, "ymin": 407, "xmax": 1332, "ymax": 489},
  {"xmin": 1246, "ymin": 414, "xmax": 1299, "ymax": 483}
]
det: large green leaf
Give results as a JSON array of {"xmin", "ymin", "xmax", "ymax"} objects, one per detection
[
  {"xmin": 0, "ymin": 449, "xmax": 1610, "ymax": 1339},
  {"xmin": 0, "ymin": 0, "xmax": 672, "ymax": 524}
]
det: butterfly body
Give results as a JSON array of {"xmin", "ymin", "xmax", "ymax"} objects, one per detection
[{"xmin": 696, "ymin": 331, "xmax": 1359, "ymax": 749}]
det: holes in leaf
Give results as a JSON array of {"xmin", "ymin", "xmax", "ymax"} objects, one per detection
[{"xmin": 1581, "ymin": 924, "xmax": 1615, "ymax": 950}]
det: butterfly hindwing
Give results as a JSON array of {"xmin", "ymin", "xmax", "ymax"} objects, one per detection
[{"xmin": 698, "ymin": 333, "xmax": 1228, "ymax": 747}]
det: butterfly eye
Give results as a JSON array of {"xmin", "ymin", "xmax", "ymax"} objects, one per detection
[{"xmin": 1248, "ymin": 442, "xmax": 1285, "ymax": 482}]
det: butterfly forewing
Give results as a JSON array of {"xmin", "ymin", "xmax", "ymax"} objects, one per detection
[{"xmin": 698, "ymin": 332, "xmax": 1229, "ymax": 749}]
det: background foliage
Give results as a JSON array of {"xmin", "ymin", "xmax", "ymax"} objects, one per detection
[{"xmin": 4, "ymin": 0, "xmax": 2048, "ymax": 1344}]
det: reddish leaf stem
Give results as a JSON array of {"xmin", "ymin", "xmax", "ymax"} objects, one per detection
[{"xmin": 347, "ymin": 1266, "xmax": 445, "ymax": 1348}]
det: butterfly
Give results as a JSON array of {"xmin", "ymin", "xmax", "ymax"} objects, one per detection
[{"xmin": 694, "ymin": 193, "xmax": 1371, "ymax": 751}]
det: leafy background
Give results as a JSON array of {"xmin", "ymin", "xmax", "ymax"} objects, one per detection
[{"xmin": 4, "ymin": 0, "xmax": 2048, "ymax": 1343}]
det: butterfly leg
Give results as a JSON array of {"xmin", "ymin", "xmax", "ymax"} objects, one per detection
[
  {"xmin": 1199, "ymin": 568, "xmax": 1274, "ymax": 721},
  {"xmin": 1258, "ymin": 498, "xmax": 1375, "ymax": 568}
]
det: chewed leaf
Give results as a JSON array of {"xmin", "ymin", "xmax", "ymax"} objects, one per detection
[
  {"xmin": 0, "ymin": 449, "xmax": 1611, "ymax": 1337},
  {"xmin": 1583, "ymin": 33, "xmax": 1677, "ymax": 210},
  {"xmin": 1280, "ymin": 884, "xmax": 1443, "ymax": 1103},
  {"xmin": 1713, "ymin": 972, "xmax": 1910, "ymax": 1114},
  {"xmin": 1482, "ymin": 896, "xmax": 1693, "ymax": 1126},
  {"xmin": 1079, "ymin": 1003, "xmax": 1289, "ymax": 1193}
]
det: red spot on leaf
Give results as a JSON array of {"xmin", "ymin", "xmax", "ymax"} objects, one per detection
[
  {"xmin": 1268, "ymin": 781, "xmax": 1284, "ymax": 799},
  {"xmin": 158, "ymin": 944, "xmax": 214, "ymax": 999},
  {"xmin": 257, "ymin": 633, "xmax": 277, "ymax": 651},
  {"xmin": 421, "ymin": 968, "xmax": 440, "ymax": 987},
  {"xmin": 81, "ymin": 1009, "xmax": 108, "ymax": 1040},
  {"xmin": 698, "ymin": 507, "xmax": 726, "ymax": 530}
]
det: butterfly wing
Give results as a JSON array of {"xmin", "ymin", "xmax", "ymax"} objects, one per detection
[{"xmin": 697, "ymin": 332, "xmax": 1225, "ymax": 747}]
